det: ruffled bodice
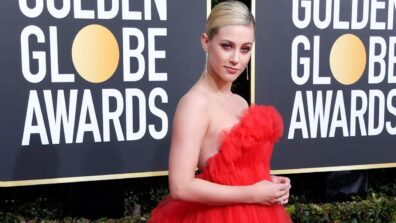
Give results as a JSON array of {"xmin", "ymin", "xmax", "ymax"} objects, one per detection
[
  {"xmin": 149, "ymin": 105, "xmax": 291, "ymax": 223},
  {"xmin": 199, "ymin": 105, "xmax": 283, "ymax": 186}
]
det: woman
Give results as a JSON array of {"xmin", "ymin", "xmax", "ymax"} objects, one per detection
[{"xmin": 149, "ymin": 1, "xmax": 292, "ymax": 222}]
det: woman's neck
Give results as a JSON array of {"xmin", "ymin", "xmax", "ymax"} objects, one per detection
[{"xmin": 200, "ymin": 71, "xmax": 232, "ymax": 94}]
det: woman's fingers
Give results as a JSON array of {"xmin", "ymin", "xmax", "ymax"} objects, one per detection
[{"xmin": 276, "ymin": 190, "xmax": 289, "ymax": 205}]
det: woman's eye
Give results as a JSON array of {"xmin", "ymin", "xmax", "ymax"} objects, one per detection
[
  {"xmin": 221, "ymin": 43, "xmax": 231, "ymax": 49},
  {"xmin": 241, "ymin": 47, "xmax": 251, "ymax": 53}
]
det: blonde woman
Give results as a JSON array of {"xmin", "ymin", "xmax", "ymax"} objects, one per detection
[{"xmin": 149, "ymin": 1, "xmax": 291, "ymax": 222}]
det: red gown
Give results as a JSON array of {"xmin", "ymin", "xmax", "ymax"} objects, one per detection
[{"xmin": 149, "ymin": 105, "xmax": 292, "ymax": 223}]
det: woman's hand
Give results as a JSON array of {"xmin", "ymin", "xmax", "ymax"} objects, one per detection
[
  {"xmin": 271, "ymin": 175, "xmax": 291, "ymax": 205},
  {"xmin": 250, "ymin": 177, "xmax": 291, "ymax": 206}
]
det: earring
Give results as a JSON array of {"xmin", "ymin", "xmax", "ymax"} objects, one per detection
[
  {"xmin": 246, "ymin": 65, "xmax": 249, "ymax": 80},
  {"xmin": 204, "ymin": 53, "xmax": 208, "ymax": 74}
]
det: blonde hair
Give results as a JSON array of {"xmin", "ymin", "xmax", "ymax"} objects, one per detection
[{"xmin": 205, "ymin": 1, "xmax": 255, "ymax": 40}]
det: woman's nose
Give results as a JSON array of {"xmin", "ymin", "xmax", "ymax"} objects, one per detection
[{"xmin": 229, "ymin": 51, "xmax": 240, "ymax": 65}]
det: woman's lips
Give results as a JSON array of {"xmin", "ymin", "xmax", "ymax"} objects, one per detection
[{"xmin": 225, "ymin": 66, "xmax": 239, "ymax": 74}]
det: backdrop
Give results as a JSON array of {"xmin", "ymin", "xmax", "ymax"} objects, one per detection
[
  {"xmin": 0, "ymin": 0, "xmax": 207, "ymax": 186},
  {"xmin": 255, "ymin": 0, "xmax": 396, "ymax": 172}
]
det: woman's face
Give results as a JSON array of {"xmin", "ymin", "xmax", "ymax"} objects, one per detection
[{"xmin": 203, "ymin": 24, "xmax": 255, "ymax": 82}]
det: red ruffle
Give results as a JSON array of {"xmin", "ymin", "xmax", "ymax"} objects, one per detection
[{"xmin": 149, "ymin": 105, "xmax": 291, "ymax": 223}]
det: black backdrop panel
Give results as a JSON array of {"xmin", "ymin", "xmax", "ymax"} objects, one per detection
[
  {"xmin": 0, "ymin": 1, "xmax": 206, "ymax": 183},
  {"xmin": 255, "ymin": 0, "xmax": 396, "ymax": 170}
]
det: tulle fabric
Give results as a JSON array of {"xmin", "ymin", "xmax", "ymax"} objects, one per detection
[{"xmin": 149, "ymin": 105, "xmax": 292, "ymax": 223}]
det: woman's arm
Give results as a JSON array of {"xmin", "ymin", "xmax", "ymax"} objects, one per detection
[{"xmin": 168, "ymin": 93, "xmax": 291, "ymax": 206}]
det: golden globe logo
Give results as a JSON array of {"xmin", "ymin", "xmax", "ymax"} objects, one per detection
[
  {"xmin": 288, "ymin": 0, "xmax": 396, "ymax": 139},
  {"xmin": 19, "ymin": 0, "xmax": 169, "ymax": 146},
  {"xmin": 72, "ymin": 24, "xmax": 120, "ymax": 83}
]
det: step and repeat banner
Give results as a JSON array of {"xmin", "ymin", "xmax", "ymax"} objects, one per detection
[
  {"xmin": 2, "ymin": 0, "xmax": 395, "ymax": 186},
  {"xmin": 255, "ymin": 0, "xmax": 396, "ymax": 172},
  {"xmin": 0, "ymin": 0, "xmax": 207, "ymax": 186}
]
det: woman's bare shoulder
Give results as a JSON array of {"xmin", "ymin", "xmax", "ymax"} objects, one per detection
[
  {"xmin": 177, "ymin": 85, "xmax": 211, "ymax": 114},
  {"xmin": 232, "ymin": 93, "xmax": 249, "ymax": 111}
]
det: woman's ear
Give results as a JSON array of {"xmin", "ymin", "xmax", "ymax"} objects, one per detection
[{"xmin": 201, "ymin": 33, "xmax": 209, "ymax": 53}]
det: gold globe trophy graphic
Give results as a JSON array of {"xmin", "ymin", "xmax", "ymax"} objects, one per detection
[
  {"xmin": 72, "ymin": 24, "xmax": 120, "ymax": 83},
  {"xmin": 330, "ymin": 34, "xmax": 367, "ymax": 85}
]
